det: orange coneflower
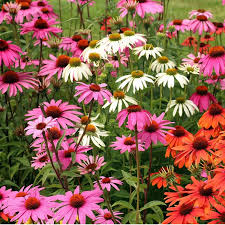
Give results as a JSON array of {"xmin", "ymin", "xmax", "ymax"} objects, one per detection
[
  {"xmin": 173, "ymin": 135, "xmax": 214, "ymax": 168},
  {"xmin": 162, "ymin": 202, "xmax": 204, "ymax": 224},
  {"xmin": 199, "ymin": 103, "xmax": 225, "ymax": 129},
  {"xmin": 165, "ymin": 125, "xmax": 193, "ymax": 158},
  {"xmin": 211, "ymin": 131, "xmax": 225, "ymax": 164},
  {"xmin": 195, "ymin": 126, "xmax": 221, "ymax": 139}
]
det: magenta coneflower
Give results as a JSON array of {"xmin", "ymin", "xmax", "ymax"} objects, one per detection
[
  {"xmin": 0, "ymin": 39, "xmax": 23, "ymax": 67},
  {"xmin": 189, "ymin": 9, "xmax": 213, "ymax": 19},
  {"xmin": 190, "ymin": 86, "xmax": 217, "ymax": 112},
  {"xmin": 168, "ymin": 19, "xmax": 189, "ymax": 32},
  {"xmin": 0, "ymin": 70, "xmax": 38, "ymax": 97},
  {"xmin": 0, "ymin": 186, "xmax": 11, "ymax": 209},
  {"xmin": 31, "ymin": 0, "xmax": 53, "ymax": 8},
  {"xmin": 138, "ymin": 113, "xmax": 174, "ymax": 148},
  {"xmin": 110, "ymin": 135, "xmax": 145, "ymax": 153},
  {"xmin": 72, "ymin": 39, "xmax": 89, "ymax": 57},
  {"xmin": 108, "ymin": 55, "xmax": 128, "ymax": 68},
  {"xmin": 182, "ymin": 53, "xmax": 205, "ymax": 67},
  {"xmin": 199, "ymin": 46, "xmax": 225, "ymax": 76},
  {"xmin": 189, "ymin": 15, "xmax": 215, "ymax": 35},
  {"xmin": 31, "ymin": 152, "xmax": 49, "ymax": 169},
  {"xmin": 75, "ymin": 82, "xmax": 112, "ymax": 105},
  {"xmin": 39, "ymin": 54, "xmax": 70, "ymax": 81},
  {"xmin": 59, "ymin": 35, "xmax": 82, "ymax": 52},
  {"xmin": 54, "ymin": 186, "xmax": 103, "ymax": 224},
  {"xmin": 21, "ymin": 17, "xmax": 62, "ymax": 40},
  {"xmin": 78, "ymin": 155, "xmax": 106, "ymax": 175},
  {"xmin": 25, "ymin": 99, "xmax": 82, "ymax": 129},
  {"xmin": 39, "ymin": 7, "xmax": 58, "ymax": 19},
  {"xmin": 95, "ymin": 208, "xmax": 122, "ymax": 224},
  {"xmin": 94, "ymin": 176, "xmax": 123, "ymax": 191},
  {"xmin": 0, "ymin": 4, "xmax": 10, "ymax": 24}
]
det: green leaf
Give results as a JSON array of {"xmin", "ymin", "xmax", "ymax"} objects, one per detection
[
  {"xmin": 122, "ymin": 210, "xmax": 143, "ymax": 224},
  {"xmin": 146, "ymin": 213, "xmax": 162, "ymax": 224},
  {"xmin": 112, "ymin": 200, "xmax": 134, "ymax": 210},
  {"xmin": 15, "ymin": 157, "xmax": 30, "ymax": 167},
  {"xmin": 9, "ymin": 163, "xmax": 20, "ymax": 179},
  {"xmin": 140, "ymin": 200, "xmax": 166, "ymax": 212},
  {"xmin": 150, "ymin": 205, "xmax": 164, "ymax": 222},
  {"xmin": 121, "ymin": 170, "xmax": 137, "ymax": 188}
]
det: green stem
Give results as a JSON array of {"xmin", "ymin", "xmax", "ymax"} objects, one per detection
[
  {"xmin": 150, "ymin": 84, "xmax": 154, "ymax": 111},
  {"xmin": 58, "ymin": 0, "xmax": 63, "ymax": 35},
  {"xmin": 69, "ymin": 2, "xmax": 73, "ymax": 37},
  {"xmin": 169, "ymin": 87, "xmax": 173, "ymax": 102},
  {"xmin": 159, "ymin": 85, "xmax": 163, "ymax": 110}
]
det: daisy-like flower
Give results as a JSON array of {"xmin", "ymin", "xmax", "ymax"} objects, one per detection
[
  {"xmin": 196, "ymin": 126, "xmax": 220, "ymax": 139},
  {"xmin": 2, "ymin": 2, "xmax": 21, "ymax": 19},
  {"xmin": 190, "ymin": 86, "xmax": 217, "ymax": 112},
  {"xmin": 0, "ymin": 186, "xmax": 11, "ymax": 209},
  {"xmin": 0, "ymin": 39, "xmax": 22, "ymax": 67},
  {"xmin": 0, "ymin": 70, "xmax": 39, "ymax": 97},
  {"xmin": 121, "ymin": 30, "xmax": 146, "ymax": 48},
  {"xmin": 178, "ymin": 64, "xmax": 199, "ymax": 75},
  {"xmin": 181, "ymin": 36, "xmax": 197, "ymax": 47},
  {"xmin": 78, "ymin": 155, "xmax": 106, "ymax": 175},
  {"xmin": 39, "ymin": 54, "xmax": 70, "ymax": 81},
  {"xmin": 103, "ymin": 90, "xmax": 137, "ymax": 113},
  {"xmin": 202, "ymin": 204, "xmax": 225, "ymax": 224},
  {"xmin": 165, "ymin": 125, "xmax": 193, "ymax": 158},
  {"xmin": 156, "ymin": 68, "xmax": 189, "ymax": 89},
  {"xmin": 21, "ymin": 17, "xmax": 62, "ymax": 40},
  {"xmin": 151, "ymin": 166, "xmax": 181, "ymax": 189},
  {"xmin": 59, "ymin": 34, "xmax": 82, "ymax": 52},
  {"xmin": 151, "ymin": 56, "xmax": 175, "ymax": 73},
  {"xmin": 31, "ymin": 152, "xmax": 49, "ymax": 169},
  {"xmin": 213, "ymin": 21, "xmax": 225, "ymax": 35},
  {"xmin": 110, "ymin": 135, "xmax": 145, "ymax": 154},
  {"xmin": 189, "ymin": 15, "xmax": 215, "ymax": 35},
  {"xmin": 116, "ymin": 70, "xmax": 155, "ymax": 94},
  {"xmin": 182, "ymin": 53, "xmax": 205, "ymax": 67},
  {"xmin": 116, "ymin": 105, "xmax": 151, "ymax": 132},
  {"xmin": 166, "ymin": 97, "xmax": 199, "ymax": 117},
  {"xmin": 138, "ymin": 113, "xmax": 174, "ymax": 148},
  {"xmin": 0, "ymin": 4, "xmax": 10, "ymax": 24},
  {"xmin": 201, "ymin": 34, "xmax": 215, "ymax": 43},
  {"xmin": 189, "ymin": 9, "xmax": 213, "ymax": 19},
  {"xmin": 94, "ymin": 208, "xmax": 122, "ymax": 224},
  {"xmin": 25, "ymin": 115, "xmax": 56, "ymax": 139},
  {"xmin": 174, "ymin": 135, "xmax": 213, "ymax": 168},
  {"xmin": 108, "ymin": 54, "xmax": 128, "ymax": 68},
  {"xmin": 162, "ymin": 202, "xmax": 204, "ymax": 224},
  {"xmin": 75, "ymin": 82, "xmax": 112, "ymax": 105},
  {"xmin": 9, "ymin": 190, "xmax": 55, "ymax": 224},
  {"xmin": 94, "ymin": 176, "xmax": 123, "ymax": 191},
  {"xmin": 25, "ymin": 99, "xmax": 82, "ymax": 129},
  {"xmin": 72, "ymin": 39, "xmax": 90, "ymax": 57},
  {"xmin": 199, "ymin": 46, "xmax": 225, "ymax": 76},
  {"xmin": 133, "ymin": 43, "xmax": 163, "ymax": 59},
  {"xmin": 168, "ymin": 19, "xmax": 189, "ymax": 32},
  {"xmin": 54, "ymin": 186, "xmax": 103, "ymax": 224},
  {"xmin": 39, "ymin": 7, "xmax": 58, "ymax": 20},
  {"xmin": 62, "ymin": 57, "xmax": 92, "ymax": 82}
]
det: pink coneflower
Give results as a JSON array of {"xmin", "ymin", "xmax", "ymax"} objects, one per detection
[
  {"xmin": 189, "ymin": 15, "xmax": 215, "ymax": 35},
  {"xmin": 168, "ymin": 19, "xmax": 189, "ymax": 32},
  {"xmin": 14, "ymin": 53, "xmax": 36, "ymax": 69},
  {"xmin": 9, "ymin": 190, "xmax": 55, "ymax": 224},
  {"xmin": 190, "ymin": 86, "xmax": 217, "ymax": 112},
  {"xmin": 95, "ymin": 208, "xmax": 122, "ymax": 224},
  {"xmin": 205, "ymin": 74, "xmax": 219, "ymax": 84},
  {"xmin": 39, "ymin": 7, "xmax": 58, "ymax": 19},
  {"xmin": 31, "ymin": 152, "xmax": 49, "ymax": 169},
  {"xmin": 94, "ymin": 176, "xmax": 123, "ymax": 191},
  {"xmin": 78, "ymin": 155, "xmax": 106, "ymax": 175},
  {"xmin": 31, "ymin": 0, "xmax": 53, "ymax": 8},
  {"xmin": 108, "ymin": 55, "xmax": 128, "ymax": 68},
  {"xmin": 0, "ymin": 39, "xmax": 23, "ymax": 67},
  {"xmin": 21, "ymin": 17, "xmax": 61, "ymax": 40},
  {"xmin": 181, "ymin": 36, "xmax": 197, "ymax": 47},
  {"xmin": 116, "ymin": 105, "xmax": 151, "ymax": 132},
  {"xmin": 59, "ymin": 35, "xmax": 82, "ymax": 52},
  {"xmin": 55, "ymin": 141, "xmax": 92, "ymax": 170},
  {"xmin": 0, "ymin": 2, "xmax": 21, "ymax": 24},
  {"xmin": 77, "ymin": 0, "xmax": 95, "ymax": 6},
  {"xmin": 223, "ymin": 0, "xmax": 225, "ymax": 5},
  {"xmin": 25, "ymin": 99, "xmax": 82, "ymax": 129},
  {"xmin": 189, "ymin": 9, "xmax": 213, "ymax": 19},
  {"xmin": 182, "ymin": 53, "xmax": 205, "ymax": 67},
  {"xmin": 39, "ymin": 54, "xmax": 70, "ymax": 80},
  {"xmin": 0, "ymin": 4, "xmax": 10, "ymax": 24},
  {"xmin": 0, "ymin": 186, "xmax": 11, "ymax": 209},
  {"xmin": 199, "ymin": 46, "xmax": 225, "ymax": 76},
  {"xmin": 138, "ymin": 113, "xmax": 174, "ymax": 148},
  {"xmin": 75, "ymin": 82, "xmax": 112, "ymax": 105},
  {"xmin": 110, "ymin": 135, "xmax": 145, "ymax": 153},
  {"xmin": 54, "ymin": 186, "xmax": 103, "ymax": 224},
  {"xmin": 72, "ymin": 39, "xmax": 89, "ymax": 57},
  {"xmin": 0, "ymin": 70, "xmax": 38, "ymax": 97}
]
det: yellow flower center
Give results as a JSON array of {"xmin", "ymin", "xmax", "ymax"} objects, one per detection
[
  {"xmin": 89, "ymin": 40, "xmax": 98, "ymax": 48},
  {"xmin": 109, "ymin": 33, "xmax": 121, "ymax": 41},
  {"xmin": 166, "ymin": 68, "xmax": 177, "ymax": 75},
  {"xmin": 158, "ymin": 56, "xmax": 169, "ymax": 64},
  {"xmin": 86, "ymin": 124, "xmax": 96, "ymax": 133},
  {"xmin": 69, "ymin": 57, "xmax": 81, "ymax": 67},
  {"xmin": 113, "ymin": 90, "xmax": 125, "ymax": 99},
  {"xmin": 123, "ymin": 30, "xmax": 135, "ymax": 36},
  {"xmin": 89, "ymin": 53, "xmax": 100, "ymax": 62},
  {"xmin": 176, "ymin": 97, "xmax": 185, "ymax": 104},
  {"xmin": 187, "ymin": 67, "xmax": 194, "ymax": 72},
  {"xmin": 131, "ymin": 70, "xmax": 144, "ymax": 78},
  {"xmin": 144, "ymin": 44, "xmax": 154, "ymax": 50}
]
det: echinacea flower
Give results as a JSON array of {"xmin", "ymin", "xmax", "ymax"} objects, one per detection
[
  {"xmin": 59, "ymin": 34, "xmax": 82, "ymax": 52},
  {"xmin": 116, "ymin": 70, "xmax": 155, "ymax": 94},
  {"xmin": 168, "ymin": 19, "xmax": 189, "ymax": 32},
  {"xmin": 198, "ymin": 103, "xmax": 225, "ymax": 129},
  {"xmin": 178, "ymin": 64, "xmax": 199, "ymax": 75},
  {"xmin": 116, "ymin": 105, "xmax": 151, "ymax": 132},
  {"xmin": 94, "ymin": 176, "xmax": 123, "ymax": 191},
  {"xmin": 182, "ymin": 53, "xmax": 205, "ymax": 67},
  {"xmin": 78, "ymin": 155, "xmax": 106, "ymax": 175},
  {"xmin": 0, "ymin": 186, "xmax": 11, "ymax": 209},
  {"xmin": 94, "ymin": 208, "xmax": 122, "ymax": 224},
  {"xmin": 199, "ymin": 46, "xmax": 225, "ymax": 76},
  {"xmin": 25, "ymin": 99, "xmax": 82, "ymax": 129},
  {"xmin": 31, "ymin": 152, "xmax": 49, "ymax": 169},
  {"xmin": 166, "ymin": 97, "xmax": 199, "ymax": 117},
  {"xmin": 133, "ymin": 43, "xmax": 163, "ymax": 59},
  {"xmin": 155, "ymin": 68, "xmax": 189, "ymax": 88},
  {"xmin": 189, "ymin": 9, "xmax": 213, "ymax": 19},
  {"xmin": 151, "ymin": 56, "xmax": 175, "ymax": 73},
  {"xmin": 0, "ymin": 39, "xmax": 23, "ymax": 67},
  {"xmin": 0, "ymin": 70, "xmax": 39, "ymax": 97},
  {"xmin": 62, "ymin": 57, "xmax": 92, "ymax": 82},
  {"xmin": 138, "ymin": 113, "xmax": 174, "ymax": 148},
  {"xmin": 181, "ymin": 36, "xmax": 197, "ymax": 47},
  {"xmin": 39, "ymin": 54, "xmax": 70, "ymax": 81},
  {"xmin": 121, "ymin": 30, "xmax": 146, "ymax": 48},
  {"xmin": 110, "ymin": 135, "xmax": 145, "ymax": 153},
  {"xmin": 21, "ymin": 17, "xmax": 62, "ymax": 40},
  {"xmin": 74, "ymin": 82, "xmax": 112, "ymax": 105},
  {"xmin": 202, "ymin": 204, "xmax": 225, "ymax": 224},
  {"xmin": 54, "ymin": 186, "xmax": 103, "ymax": 224},
  {"xmin": 103, "ymin": 90, "xmax": 137, "ymax": 113},
  {"xmin": 201, "ymin": 34, "xmax": 215, "ymax": 43},
  {"xmin": 190, "ymin": 86, "xmax": 217, "ymax": 112}
]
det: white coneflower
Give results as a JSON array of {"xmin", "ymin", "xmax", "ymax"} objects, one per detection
[
  {"xmin": 103, "ymin": 90, "xmax": 137, "ymax": 112},
  {"xmin": 155, "ymin": 68, "xmax": 189, "ymax": 88},
  {"xmin": 133, "ymin": 44, "xmax": 164, "ymax": 59},
  {"xmin": 121, "ymin": 30, "xmax": 146, "ymax": 48},
  {"xmin": 178, "ymin": 63, "xmax": 200, "ymax": 75},
  {"xmin": 116, "ymin": 70, "xmax": 155, "ymax": 94},
  {"xmin": 166, "ymin": 97, "xmax": 199, "ymax": 117},
  {"xmin": 151, "ymin": 56, "xmax": 175, "ymax": 73},
  {"xmin": 62, "ymin": 57, "xmax": 92, "ymax": 82}
]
